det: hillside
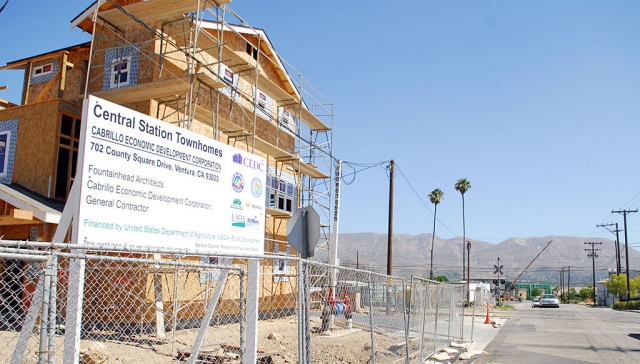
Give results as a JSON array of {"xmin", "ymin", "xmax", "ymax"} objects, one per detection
[{"xmin": 322, "ymin": 233, "xmax": 640, "ymax": 286}]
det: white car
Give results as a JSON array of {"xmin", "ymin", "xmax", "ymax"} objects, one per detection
[
  {"xmin": 532, "ymin": 299, "xmax": 540, "ymax": 308},
  {"xmin": 539, "ymin": 294, "xmax": 560, "ymax": 308}
]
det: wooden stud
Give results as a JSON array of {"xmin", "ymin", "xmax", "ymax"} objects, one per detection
[
  {"xmin": 58, "ymin": 52, "xmax": 69, "ymax": 99},
  {"xmin": 0, "ymin": 217, "xmax": 38, "ymax": 226},
  {"xmin": 22, "ymin": 61, "xmax": 32, "ymax": 105}
]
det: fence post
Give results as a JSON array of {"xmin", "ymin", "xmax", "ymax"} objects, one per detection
[
  {"xmin": 433, "ymin": 285, "xmax": 440, "ymax": 353},
  {"xmin": 368, "ymin": 278, "xmax": 376, "ymax": 364},
  {"xmin": 303, "ymin": 262, "xmax": 311, "ymax": 364},
  {"xmin": 243, "ymin": 258, "xmax": 259, "ymax": 364},
  {"xmin": 471, "ymin": 287, "xmax": 478, "ymax": 342},
  {"xmin": 460, "ymin": 286, "xmax": 465, "ymax": 340},
  {"xmin": 38, "ymin": 255, "xmax": 53, "ymax": 364},
  {"xmin": 419, "ymin": 282, "xmax": 427, "ymax": 362},
  {"xmin": 402, "ymin": 278, "xmax": 409, "ymax": 364},
  {"xmin": 48, "ymin": 251, "xmax": 59, "ymax": 364},
  {"xmin": 239, "ymin": 270, "xmax": 245, "ymax": 363},
  {"xmin": 152, "ymin": 254, "xmax": 165, "ymax": 339},
  {"xmin": 297, "ymin": 259, "xmax": 304, "ymax": 364},
  {"xmin": 447, "ymin": 289, "xmax": 452, "ymax": 343},
  {"xmin": 63, "ymin": 256, "xmax": 85, "ymax": 364}
]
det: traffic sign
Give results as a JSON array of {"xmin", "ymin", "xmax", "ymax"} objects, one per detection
[{"xmin": 493, "ymin": 265, "xmax": 504, "ymax": 275}]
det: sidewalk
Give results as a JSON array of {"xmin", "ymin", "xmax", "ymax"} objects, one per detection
[{"xmin": 428, "ymin": 304, "xmax": 508, "ymax": 363}]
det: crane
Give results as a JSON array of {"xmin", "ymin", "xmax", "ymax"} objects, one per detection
[{"xmin": 510, "ymin": 239, "xmax": 553, "ymax": 289}]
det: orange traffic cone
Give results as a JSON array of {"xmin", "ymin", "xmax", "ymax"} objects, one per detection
[{"xmin": 484, "ymin": 305, "xmax": 491, "ymax": 324}]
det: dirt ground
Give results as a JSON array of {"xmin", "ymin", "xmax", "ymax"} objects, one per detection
[{"xmin": 1, "ymin": 314, "xmax": 415, "ymax": 363}]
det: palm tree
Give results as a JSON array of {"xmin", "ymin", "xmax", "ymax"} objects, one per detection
[
  {"xmin": 455, "ymin": 178, "xmax": 471, "ymax": 281},
  {"xmin": 428, "ymin": 188, "xmax": 444, "ymax": 280}
]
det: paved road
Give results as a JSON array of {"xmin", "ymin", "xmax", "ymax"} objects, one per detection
[{"xmin": 476, "ymin": 301, "xmax": 640, "ymax": 363}]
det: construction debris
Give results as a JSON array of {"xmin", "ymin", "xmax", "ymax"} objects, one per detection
[
  {"xmin": 450, "ymin": 341, "xmax": 471, "ymax": 349},
  {"xmin": 458, "ymin": 349, "xmax": 484, "ymax": 360},
  {"xmin": 429, "ymin": 351, "xmax": 453, "ymax": 361},
  {"xmin": 440, "ymin": 347, "xmax": 459, "ymax": 354}
]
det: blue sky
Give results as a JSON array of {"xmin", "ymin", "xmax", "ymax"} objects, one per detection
[{"xmin": 1, "ymin": 1, "xmax": 640, "ymax": 247}]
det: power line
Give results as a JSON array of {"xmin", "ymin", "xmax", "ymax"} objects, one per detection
[
  {"xmin": 584, "ymin": 242, "xmax": 602, "ymax": 302},
  {"xmin": 612, "ymin": 209, "xmax": 637, "ymax": 300},
  {"xmin": 394, "ymin": 163, "xmax": 459, "ymax": 237}
]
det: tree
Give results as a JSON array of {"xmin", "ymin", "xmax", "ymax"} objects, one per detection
[
  {"xmin": 605, "ymin": 274, "xmax": 627, "ymax": 304},
  {"xmin": 428, "ymin": 188, "xmax": 444, "ymax": 280},
  {"xmin": 434, "ymin": 275, "xmax": 449, "ymax": 283},
  {"xmin": 531, "ymin": 287, "xmax": 542, "ymax": 297},
  {"xmin": 631, "ymin": 275, "xmax": 640, "ymax": 297},
  {"xmin": 455, "ymin": 178, "xmax": 471, "ymax": 281},
  {"xmin": 579, "ymin": 286, "xmax": 594, "ymax": 302},
  {"xmin": 561, "ymin": 288, "xmax": 578, "ymax": 303}
]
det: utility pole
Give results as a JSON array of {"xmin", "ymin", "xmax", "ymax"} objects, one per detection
[
  {"xmin": 597, "ymin": 222, "xmax": 622, "ymax": 275},
  {"xmin": 356, "ymin": 250, "xmax": 359, "ymax": 270},
  {"xmin": 560, "ymin": 267, "xmax": 564, "ymax": 302},
  {"xmin": 497, "ymin": 257, "xmax": 501, "ymax": 305},
  {"xmin": 615, "ymin": 223, "xmax": 622, "ymax": 275},
  {"xmin": 387, "ymin": 160, "xmax": 394, "ymax": 277},
  {"xmin": 386, "ymin": 160, "xmax": 394, "ymax": 315},
  {"xmin": 612, "ymin": 209, "xmax": 637, "ymax": 300},
  {"xmin": 567, "ymin": 266, "xmax": 571, "ymax": 301},
  {"xmin": 584, "ymin": 242, "xmax": 602, "ymax": 304},
  {"xmin": 467, "ymin": 240, "xmax": 471, "ymax": 304}
]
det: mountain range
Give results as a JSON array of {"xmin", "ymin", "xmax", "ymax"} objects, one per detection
[{"xmin": 320, "ymin": 233, "xmax": 640, "ymax": 286}]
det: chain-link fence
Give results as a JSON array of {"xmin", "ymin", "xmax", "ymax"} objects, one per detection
[
  {"xmin": 0, "ymin": 249, "xmax": 49, "ymax": 364},
  {"xmin": 406, "ymin": 277, "xmax": 465, "ymax": 363},
  {"xmin": 1, "ymin": 242, "xmax": 468, "ymax": 363}
]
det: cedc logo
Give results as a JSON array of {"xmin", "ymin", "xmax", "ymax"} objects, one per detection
[{"xmin": 232, "ymin": 153, "xmax": 264, "ymax": 172}]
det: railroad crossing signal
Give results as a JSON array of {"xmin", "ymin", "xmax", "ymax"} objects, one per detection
[{"xmin": 493, "ymin": 265, "xmax": 504, "ymax": 275}]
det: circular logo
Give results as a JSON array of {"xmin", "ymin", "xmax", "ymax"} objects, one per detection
[
  {"xmin": 251, "ymin": 177, "xmax": 263, "ymax": 197},
  {"xmin": 232, "ymin": 172, "xmax": 244, "ymax": 192}
]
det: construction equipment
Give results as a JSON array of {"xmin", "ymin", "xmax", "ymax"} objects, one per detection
[{"xmin": 511, "ymin": 240, "xmax": 554, "ymax": 288}]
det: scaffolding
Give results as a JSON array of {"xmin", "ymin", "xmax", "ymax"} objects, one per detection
[{"xmin": 73, "ymin": 0, "xmax": 334, "ymax": 259}]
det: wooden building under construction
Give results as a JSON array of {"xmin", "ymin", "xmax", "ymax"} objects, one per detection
[{"xmin": 0, "ymin": 0, "xmax": 334, "ymax": 328}]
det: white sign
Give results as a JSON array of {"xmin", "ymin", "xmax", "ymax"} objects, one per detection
[{"xmin": 76, "ymin": 96, "xmax": 266, "ymax": 256}]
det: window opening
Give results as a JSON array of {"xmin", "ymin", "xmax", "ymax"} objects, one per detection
[
  {"xmin": 0, "ymin": 131, "xmax": 11, "ymax": 177},
  {"xmin": 32, "ymin": 63, "xmax": 53, "ymax": 77},
  {"xmin": 110, "ymin": 57, "xmax": 131, "ymax": 89},
  {"xmin": 246, "ymin": 42, "xmax": 258, "ymax": 60},
  {"xmin": 55, "ymin": 114, "xmax": 81, "ymax": 199},
  {"xmin": 267, "ymin": 174, "xmax": 296, "ymax": 213}
]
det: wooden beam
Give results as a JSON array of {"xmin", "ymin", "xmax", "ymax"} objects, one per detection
[
  {"xmin": 196, "ymin": 73, "xmax": 224, "ymax": 90},
  {"xmin": 33, "ymin": 72, "xmax": 61, "ymax": 104},
  {"xmin": 299, "ymin": 107, "xmax": 330, "ymax": 132},
  {"xmin": 266, "ymin": 207, "xmax": 292, "ymax": 218},
  {"xmin": 10, "ymin": 209, "xmax": 34, "ymax": 220},
  {"xmin": 256, "ymin": 72, "xmax": 297, "ymax": 104},
  {"xmin": 22, "ymin": 62, "xmax": 32, "ymax": 105},
  {"xmin": 92, "ymin": 74, "xmax": 194, "ymax": 104},
  {"xmin": 58, "ymin": 52, "xmax": 69, "ymax": 99},
  {"xmin": 98, "ymin": 0, "xmax": 231, "ymax": 28},
  {"xmin": 0, "ymin": 217, "xmax": 38, "ymax": 226}
]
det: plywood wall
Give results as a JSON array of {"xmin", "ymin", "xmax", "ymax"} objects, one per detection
[
  {"xmin": 63, "ymin": 50, "xmax": 91, "ymax": 103},
  {"xmin": 0, "ymin": 100, "xmax": 64, "ymax": 195}
]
